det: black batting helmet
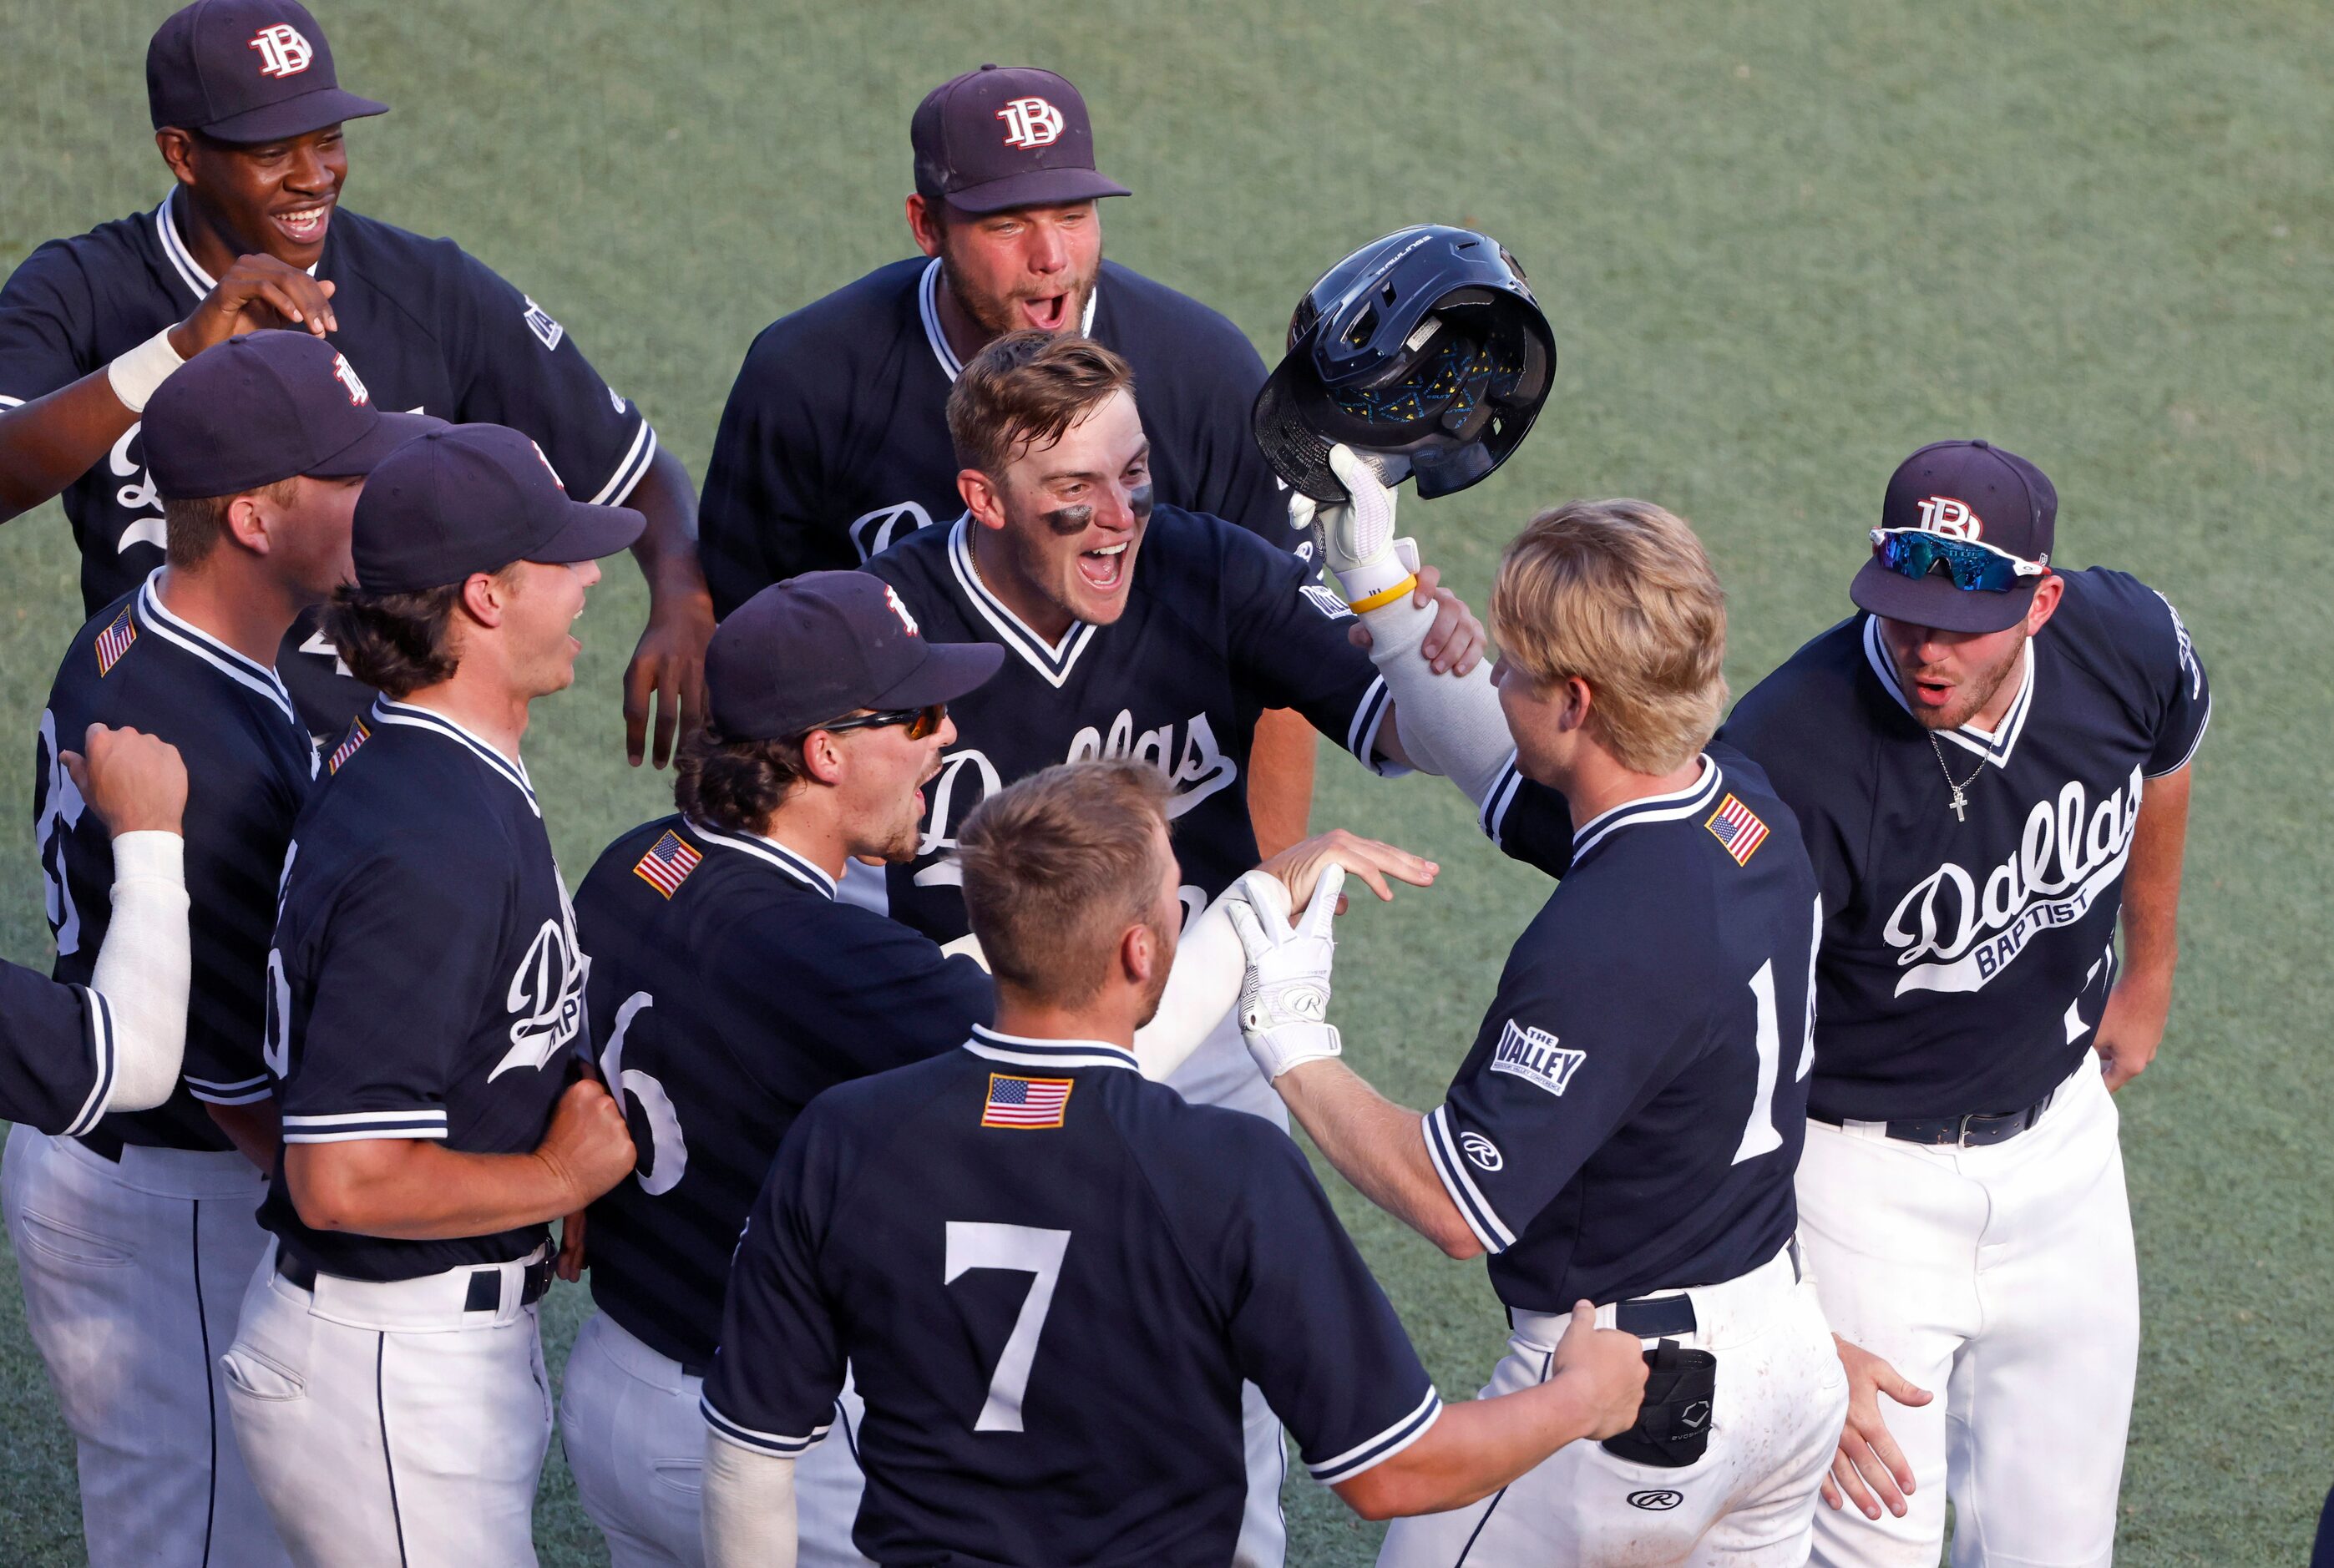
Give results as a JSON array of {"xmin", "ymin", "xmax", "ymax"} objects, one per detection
[{"xmin": 1253, "ymin": 225, "xmax": 1556, "ymax": 504}]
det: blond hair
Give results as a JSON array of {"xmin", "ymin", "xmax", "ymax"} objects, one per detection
[
  {"xmin": 947, "ymin": 330, "xmax": 1137, "ymax": 478},
  {"xmin": 1491, "ymin": 500, "xmax": 1728, "ymax": 774},
  {"xmin": 957, "ymin": 759, "xmax": 1173, "ymax": 1004}
]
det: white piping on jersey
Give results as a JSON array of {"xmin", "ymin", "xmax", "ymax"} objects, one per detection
[
  {"xmin": 59, "ymin": 987, "xmax": 116, "ymax": 1138},
  {"xmin": 1421, "ymin": 1104, "xmax": 1516, "ymax": 1254},
  {"xmin": 279, "ymin": 1105, "xmax": 449, "ymax": 1143},
  {"xmin": 1346, "ymin": 675, "xmax": 1395, "ymax": 769},
  {"xmin": 368, "ymin": 697, "xmax": 540, "ymax": 817},
  {"xmin": 185, "ymin": 1068, "xmax": 275, "ymax": 1107},
  {"xmin": 156, "ymin": 190, "xmax": 320, "ymax": 301},
  {"xmin": 1306, "ymin": 1386, "xmax": 1444, "ymax": 1485},
  {"xmin": 588, "ymin": 417, "xmax": 658, "ymax": 508},
  {"xmin": 1476, "ymin": 754, "xmax": 1526, "ymax": 848},
  {"xmin": 964, "ymin": 1024, "xmax": 1138, "ymax": 1073},
  {"xmin": 944, "ymin": 513, "xmax": 1098, "ymax": 687},
  {"xmin": 916, "ymin": 256, "xmax": 1099, "ymax": 382},
  {"xmin": 1568, "ymin": 753, "xmax": 1722, "ymax": 864},
  {"xmin": 1861, "ymin": 614, "xmax": 2034, "ymax": 767},
  {"xmin": 135, "ymin": 569, "xmax": 302, "ymax": 728},
  {"xmin": 684, "ymin": 818, "xmax": 837, "ymax": 898},
  {"xmin": 701, "ymin": 1395, "xmax": 832, "ymax": 1457},
  {"xmin": 2149, "ymin": 690, "xmax": 2211, "ymax": 779}
]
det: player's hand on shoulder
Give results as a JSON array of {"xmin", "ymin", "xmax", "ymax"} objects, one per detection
[
  {"xmin": 538, "ymin": 1078, "xmax": 637, "ymax": 1207},
  {"xmin": 64, "ymin": 723, "xmax": 188, "ymax": 837},
  {"xmin": 1550, "ymin": 1300, "xmax": 1653, "ymax": 1439},
  {"xmin": 170, "ymin": 254, "xmax": 339, "ymax": 357},
  {"xmin": 1820, "ymin": 1333, "xmax": 1931, "ymax": 1520},
  {"xmin": 1258, "ymin": 827, "xmax": 1437, "ymax": 916}
]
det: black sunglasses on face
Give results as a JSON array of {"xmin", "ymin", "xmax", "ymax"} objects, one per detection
[{"xmin": 810, "ymin": 703, "xmax": 947, "ymax": 741}]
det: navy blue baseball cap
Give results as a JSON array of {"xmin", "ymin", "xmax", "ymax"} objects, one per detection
[
  {"xmin": 350, "ymin": 424, "xmax": 645, "ymax": 594},
  {"xmin": 911, "ymin": 65, "xmax": 1130, "ymax": 215},
  {"xmin": 145, "ymin": 331, "xmax": 441, "ymax": 500},
  {"xmin": 1851, "ymin": 439, "xmax": 2058, "ymax": 634},
  {"xmin": 148, "ymin": 0, "xmax": 387, "ymax": 144},
  {"xmin": 706, "ymin": 573, "xmax": 1003, "ymax": 741}
]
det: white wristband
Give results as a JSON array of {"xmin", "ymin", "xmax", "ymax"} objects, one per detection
[{"xmin": 106, "ymin": 328, "xmax": 186, "ymax": 414}]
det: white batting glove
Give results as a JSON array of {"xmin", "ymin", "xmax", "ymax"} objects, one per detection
[
  {"xmin": 1288, "ymin": 445, "xmax": 1420, "ymax": 609},
  {"xmin": 1225, "ymin": 865, "xmax": 1344, "ymax": 1080}
]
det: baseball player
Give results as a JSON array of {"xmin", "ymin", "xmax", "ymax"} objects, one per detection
[
  {"xmin": 0, "ymin": 0, "xmax": 712, "ymax": 760},
  {"xmin": 696, "ymin": 760, "xmax": 1653, "ymax": 1568},
  {"xmin": 853, "ymin": 330, "xmax": 1489, "ymax": 1565},
  {"xmin": 1236, "ymin": 492, "xmax": 1853, "ymax": 1564},
  {"xmin": 1717, "ymin": 441, "xmax": 2210, "ymax": 1566},
  {"xmin": 697, "ymin": 62, "xmax": 1319, "ymax": 860},
  {"xmin": 0, "ymin": 725, "xmax": 190, "ymax": 1137},
  {"xmin": 5, "ymin": 330, "xmax": 435, "ymax": 1568},
  {"xmin": 220, "ymin": 423, "xmax": 642, "ymax": 1566},
  {"xmin": 560, "ymin": 572, "xmax": 1435, "ymax": 1567}
]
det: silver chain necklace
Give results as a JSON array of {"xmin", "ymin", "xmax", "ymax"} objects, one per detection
[{"xmin": 1927, "ymin": 732, "xmax": 1986, "ymax": 822}]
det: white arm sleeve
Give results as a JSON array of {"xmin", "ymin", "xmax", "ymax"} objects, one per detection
[
  {"xmin": 1132, "ymin": 871, "xmax": 1293, "ymax": 1082},
  {"xmin": 88, "ymin": 831, "xmax": 190, "ymax": 1115},
  {"xmin": 701, "ymin": 1433, "xmax": 797, "ymax": 1568},
  {"xmin": 1360, "ymin": 560, "xmax": 1518, "ymax": 807}
]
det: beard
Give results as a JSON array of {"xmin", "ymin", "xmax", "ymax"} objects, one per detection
[
  {"xmin": 942, "ymin": 249, "xmax": 1100, "ymax": 340},
  {"xmin": 1899, "ymin": 635, "xmax": 2027, "ymax": 731}
]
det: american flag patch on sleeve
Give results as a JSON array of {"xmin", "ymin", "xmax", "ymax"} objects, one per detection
[
  {"xmin": 94, "ymin": 607, "xmax": 138, "ymax": 675},
  {"xmin": 327, "ymin": 718, "xmax": 370, "ymax": 774},
  {"xmin": 632, "ymin": 829, "xmax": 702, "ymax": 898},
  {"xmin": 982, "ymin": 1074, "xmax": 1072, "ymax": 1130},
  {"xmin": 1705, "ymin": 793, "xmax": 1770, "ymax": 865}
]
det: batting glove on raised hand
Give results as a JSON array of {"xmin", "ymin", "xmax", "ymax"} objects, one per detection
[
  {"xmin": 1288, "ymin": 444, "xmax": 1420, "ymax": 609},
  {"xmin": 1225, "ymin": 865, "xmax": 1344, "ymax": 1080}
]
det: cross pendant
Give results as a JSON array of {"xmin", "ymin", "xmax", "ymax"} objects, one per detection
[{"xmin": 1948, "ymin": 788, "xmax": 1968, "ymax": 822}]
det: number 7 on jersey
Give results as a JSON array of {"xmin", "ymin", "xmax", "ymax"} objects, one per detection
[{"xmin": 944, "ymin": 1222, "xmax": 1071, "ymax": 1434}]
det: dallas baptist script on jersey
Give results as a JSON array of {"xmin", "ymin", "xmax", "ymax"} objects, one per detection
[
  {"xmin": 705, "ymin": 1028, "xmax": 1441, "ymax": 1567},
  {"xmin": 0, "ymin": 193, "xmax": 656, "ymax": 730},
  {"xmin": 1440, "ymin": 747, "xmax": 1820, "ymax": 1311},
  {"xmin": 258, "ymin": 701, "xmax": 588, "ymax": 1283},
  {"xmin": 575, "ymin": 815, "xmax": 993, "ymax": 1371},
  {"xmin": 862, "ymin": 507, "xmax": 1392, "ymax": 944},
  {"xmin": 37, "ymin": 572, "xmax": 318, "ymax": 1152},
  {"xmin": 697, "ymin": 255, "xmax": 1289, "ymax": 612},
  {"xmin": 1719, "ymin": 569, "xmax": 2210, "ymax": 1121}
]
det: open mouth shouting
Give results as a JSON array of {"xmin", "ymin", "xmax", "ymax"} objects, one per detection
[
  {"xmin": 1076, "ymin": 539, "xmax": 1128, "ymax": 593},
  {"xmin": 1019, "ymin": 291, "xmax": 1073, "ymax": 331}
]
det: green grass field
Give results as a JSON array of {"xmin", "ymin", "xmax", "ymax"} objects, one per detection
[{"xmin": 2, "ymin": 1, "xmax": 2327, "ymax": 1561}]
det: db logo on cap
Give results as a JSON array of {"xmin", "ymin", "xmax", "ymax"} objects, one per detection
[
  {"xmin": 1913, "ymin": 495, "xmax": 1983, "ymax": 540},
  {"xmin": 996, "ymin": 96, "xmax": 1066, "ymax": 149},
  {"xmin": 248, "ymin": 23, "xmax": 315, "ymax": 78},
  {"xmin": 331, "ymin": 352, "xmax": 370, "ymax": 407}
]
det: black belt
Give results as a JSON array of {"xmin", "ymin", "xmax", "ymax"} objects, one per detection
[
  {"xmin": 73, "ymin": 1129, "xmax": 126, "ymax": 1162},
  {"xmin": 276, "ymin": 1248, "xmax": 553, "ymax": 1311},
  {"xmin": 1811, "ymin": 1085, "xmax": 2058, "ymax": 1148},
  {"xmin": 1606, "ymin": 1241, "xmax": 1804, "ymax": 1338}
]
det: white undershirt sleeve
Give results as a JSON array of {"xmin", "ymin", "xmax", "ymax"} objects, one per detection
[
  {"xmin": 1132, "ymin": 871, "xmax": 1291, "ymax": 1082},
  {"xmin": 1361, "ymin": 589, "xmax": 1518, "ymax": 808},
  {"xmin": 701, "ymin": 1433, "xmax": 797, "ymax": 1568},
  {"xmin": 88, "ymin": 830, "xmax": 191, "ymax": 1115}
]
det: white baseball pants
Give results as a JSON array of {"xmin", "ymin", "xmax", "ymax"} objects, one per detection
[
  {"xmin": 1800, "ymin": 1060, "xmax": 2139, "ymax": 1568},
  {"xmin": 222, "ymin": 1240, "xmax": 555, "ymax": 1566},
  {"xmin": 2, "ymin": 1124, "xmax": 286, "ymax": 1567},
  {"xmin": 1378, "ymin": 1245, "xmax": 1848, "ymax": 1567},
  {"xmin": 558, "ymin": 1308, "xmax": 873, "ymax": 1567}
]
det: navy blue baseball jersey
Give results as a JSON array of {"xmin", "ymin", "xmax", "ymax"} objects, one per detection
[
  {"xmin": 35, "ymin": 572, "xmax": 318, "ymax": 1152},
  {"xmin": 256, "ymin": 699, "xmax": 588, "ymax": 1282},
  {"xmin": 698, "ymin": 256, "xmax": 1289, "ymax": 612},
  {"xmin": 862, "ymin": 508, "xmax": 1391, "ymax": 945},
  {"xmin": 0, "ymin": 962, "xmax": 116, "ymax": 1138},
  {"xmin": 575, "ymin": 814, "xmax": 994, "ymax": 1370},
  {"xmin": 1428, "ymin": 749, "xmax": 1820, "ymax": 1311},
  {"xmin": 0, "ymin": 193, "xmax": 656, "ymax": 733},
  {"xmin": 1719, "ymin": 569, "xmax": 2211, "ymax": 1121},
  {"xmin": 704, "ymin": 1027, "xmax": 1441, "ymax": 1566}
]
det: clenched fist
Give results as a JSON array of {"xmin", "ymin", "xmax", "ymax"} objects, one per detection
[{"xmin": 536, "ymin": 1079, "xmax": 637, "ymax": 1208}]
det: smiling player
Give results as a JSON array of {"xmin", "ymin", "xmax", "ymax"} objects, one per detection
[{"xmin": 0, "ymin": 0, "xmax": 712, "ymax": 761}]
